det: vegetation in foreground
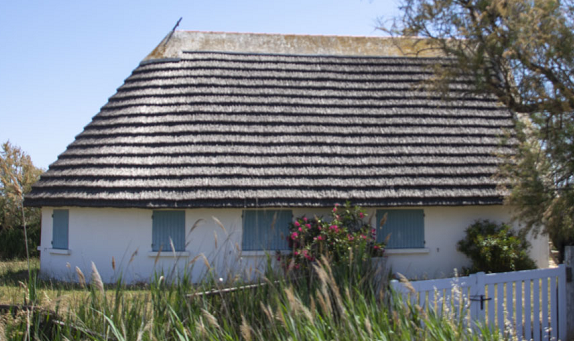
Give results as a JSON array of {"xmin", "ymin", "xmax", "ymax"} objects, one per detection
[{"xmin": 1, "ymin": 257, "xmax": 513, "ymax": 341}]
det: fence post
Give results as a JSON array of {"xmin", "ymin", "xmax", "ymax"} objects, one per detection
[
  {"xmin": 470, "ymin": 272, "xmax": 486, "ymax": 324},
  {"xmin": 565, "ymin": 246, "xmax": 574, "ymax": 341}
]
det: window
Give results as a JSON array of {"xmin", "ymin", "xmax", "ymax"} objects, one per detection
[
  {"xmin": 52, "ymin": 209, "xmax": 69, "ymax": 250},
  {"xmin": 152, "ymin": 210, "xmax": 185, "ymax": 252},
  {"xmin": 376, "ymin": 209, "xmax": 425, "ymax": 249},
  {"xmin": 242, "ymin": 210, "xmax": 292, "ymax": 251}
]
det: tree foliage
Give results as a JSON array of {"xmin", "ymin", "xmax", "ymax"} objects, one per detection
[
  {"xmin": 384, "ymin": 0, "xmax": 574, "ymax": 261},
  {"xmin": 0, "ymin": 141, "xmax": 43, "ymax": 259}
]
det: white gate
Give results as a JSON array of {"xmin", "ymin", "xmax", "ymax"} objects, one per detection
[{"xmin": 391, "ymin": 265, "xmax": 567, "ymax": 340}]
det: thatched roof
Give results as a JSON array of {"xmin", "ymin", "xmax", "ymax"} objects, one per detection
[{"xmin": 26, "ymin": 31, "xmax": 513, "ymax": 208}]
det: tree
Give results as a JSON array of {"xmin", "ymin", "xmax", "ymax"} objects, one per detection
[
  {"xmin": 0, "ymin": 141, "xmax": 43, "ymax": 259},
  {"xmin": 383, "ymin": 0, "xmax": 574, "ymax": 262}
]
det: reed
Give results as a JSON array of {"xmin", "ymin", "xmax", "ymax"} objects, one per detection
[{"xmin": 1, "ymin": 254, "xmax": 508, "ymax": 340}]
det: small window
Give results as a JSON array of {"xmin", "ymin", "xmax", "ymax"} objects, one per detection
[
  {"xmin": 376, "ymin": 209, "xmax": 425, "ymax": 249},
  {"xmin": 52, "ymin": 209, "xmax": 69, "ymax": 250},
  {"xmin": 152, "ymin": 211, "xmax": 185, "ymax": 252},
  {"xmin": 242, "ymin": 210, "xmax": 292, "ymax": 251}
]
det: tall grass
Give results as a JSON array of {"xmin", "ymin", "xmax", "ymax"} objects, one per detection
[{"xmin": 1, "ymin": 254, "xmax": 510, "ymax": 341}]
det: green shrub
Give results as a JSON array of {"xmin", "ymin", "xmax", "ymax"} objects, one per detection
[
  {"xmin": 457, "ymin": 220, "xmax": 536, "ymax": 273},
  {"xmin": 0, "ymin": 223, "xmax": 40, "ymax": 260}
]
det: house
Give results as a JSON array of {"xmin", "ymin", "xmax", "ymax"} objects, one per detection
[{"xmin": 26, "ymin": 31, "xmax": 549, "ymax": 283}]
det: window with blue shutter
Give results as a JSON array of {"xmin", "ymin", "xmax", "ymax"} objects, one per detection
[
  {"xmin": 52, "ymin": 209, "xmax": 69, "ymax": 250},
  {"xmin": 152, "ymin": 211, "xmax": 185, "ymax": 252},
  {"xmin": 376, "ymin": 209, "xmax": 425, "ymax": 249},
  {"xmin": 242, "ymin": 210, "xmax": 292, "ymax": 251}
]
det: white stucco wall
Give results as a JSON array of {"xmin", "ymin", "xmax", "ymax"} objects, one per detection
[{"xmin": 38, "ymin": 205, "xmax": 549, "ymax": 283}]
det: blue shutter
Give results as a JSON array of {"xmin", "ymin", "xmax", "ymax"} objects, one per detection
[
  {"xmin": 52, "ymin": 209, "xmax": 69, "ymax": 250},
  {"xmin": 242, "ymin": 210, "xmax": 292, "ymax": 251},
  {"xmin": 376, "ymin": 209, "xmax": 425, "ymax": 249},
  {"xmin": 152, "ymin": 211, "xmax": 185, "ymax": 252}
]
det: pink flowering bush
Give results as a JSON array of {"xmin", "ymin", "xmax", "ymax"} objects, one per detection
[{"xmin": 280, "ymin": 202, "xmax": 385, "ymax": 271}]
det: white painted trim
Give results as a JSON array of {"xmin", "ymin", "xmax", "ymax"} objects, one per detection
[
  {"xmin": 147, "ymin": 251, "xmax": 190, "ymax": 257},
  {"xmin": 385, "ymin": 248, "xmax": 430, "ymax": 255},
  {"xmin": 241, "ymin": 250, "xmax": 291, "ymax": 257},
  {"xmin": 48, "ymin": 248, "xmax": 71, "ymax": 255}
]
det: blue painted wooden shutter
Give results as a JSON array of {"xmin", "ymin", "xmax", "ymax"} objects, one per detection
[
  {"xmin": 376, "ymin": 209, "xmax": 425, "ymax": 249},
  {"xmin": 52, "ymin": 209, "xmax": 69, "ymax": 250},
  {"xmin": 152, "ymin": 211, "xmax": 185, "ymax": 252},
  {"xmin": 242, "ymin": 210, "xmax": 292, "ymax": 251}
]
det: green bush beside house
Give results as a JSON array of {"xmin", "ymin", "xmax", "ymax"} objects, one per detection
[{"xmin": 457, "ymin": 220, "xmax": 537, "ymax": 274}]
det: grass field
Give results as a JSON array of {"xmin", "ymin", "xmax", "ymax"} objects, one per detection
[
  {"xmin": 0, "ymin": 257, "xmax": 508, "ymax": 340},
  {"xmin": 1, "ymin": 258, "xmax": 42, "ymax": 305}
]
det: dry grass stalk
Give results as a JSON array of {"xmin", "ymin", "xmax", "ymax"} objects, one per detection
[
  {"xmin": 365, "ymin": 317, "xmax": 373, "ymax": 337},
  {"xmin": 283, "ymin": 286, "xmax": 313, "ymax": 322},
  {"xmin": 169, "ymin": 238, "xmax": 176, "ymax": 256},
  {"xmin": 128, "ymin": 249, "xmax": 138, "ymax": 265},
  {"xmin": 397, "ymin": 273, "xmax": 416, "ymax": 295},
  {"xmin": 201, "ymin": 308, "xmax": 220, "ymax": 330},
  {"xmin": 240, "ymin": 315, "xmax": 252, "ymax": 341},
  {"xmin": 153, "ymin": 245, "xmax": 163, "ymax": 266},
  {"xmin": 284, "ymin": 286, "xmax": 297, "ymax": 314},
  {"xmin": 379, "ymin": 213, "xmax": 388, "ymax": 229},
  {"xmin": 188, "ymin": 254, "xmax": 201, "ymax": 265},
  {"xmin": 260, "ymin": 302, "xmax": 275, "ymax": 324},
  {"xmin": 345, "ymin": 287, "xmax": 352, "ymax": 302},
  {"xmin": 75, "ymin": 267, "xmax": 86, "ymax": 288},
  {"xmin": 200, "ymin": 253, "xmax": 211, "ymax": 269},
  {"xmin": 275, "ymin": 306, "xmax": 287, "ymax": 327},
  {"xmin": 91, "ymin": 262, "xmax": 104, "ymax": 295},
  {"xmin": 0, "ymin": 313, "xmax": 6, "ymax": 339},
  {"xmin": 315, "ymin": 289, "xmax": 332, "ymax": 315},
  {"xmin": 317, "ymin": 257, "xmax": 345, "ymax": 316},
  {"xmin": 195, "ymin": 319, "xmax": 207, "ymax": 338},
  {"xmin": 189, "ymin": 218, "xmax": 204, "ymax": 234},
  {"xmin": 136, "ymin": 317, "xmax": 153, "ymax": 341},
  {"xmin": 211, "ymin": 216, "xmax": 227, "ymax": 235}
]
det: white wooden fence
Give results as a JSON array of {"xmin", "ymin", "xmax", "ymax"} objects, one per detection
[{"xmin": 391, "ymin": 265, "xmax": 567, "ymax": 340}]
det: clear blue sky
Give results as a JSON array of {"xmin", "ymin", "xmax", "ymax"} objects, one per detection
[{"xmin": 0, "ymin": 0, "xmax": 400, "ymax": 169}]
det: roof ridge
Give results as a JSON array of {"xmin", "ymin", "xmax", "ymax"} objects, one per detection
[{"xmin": 143, "ymin": 31, "xmax": 441, "ymax": 62}]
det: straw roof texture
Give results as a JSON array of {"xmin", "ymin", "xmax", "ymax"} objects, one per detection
[{"xmin": 26, "ymin": 32, "xmax": 514, "ymax": 208}]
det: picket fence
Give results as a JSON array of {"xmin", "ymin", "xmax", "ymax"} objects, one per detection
[{"xmin": 391, "ymin": 265, "xmax": 567, "ymax": 340}]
